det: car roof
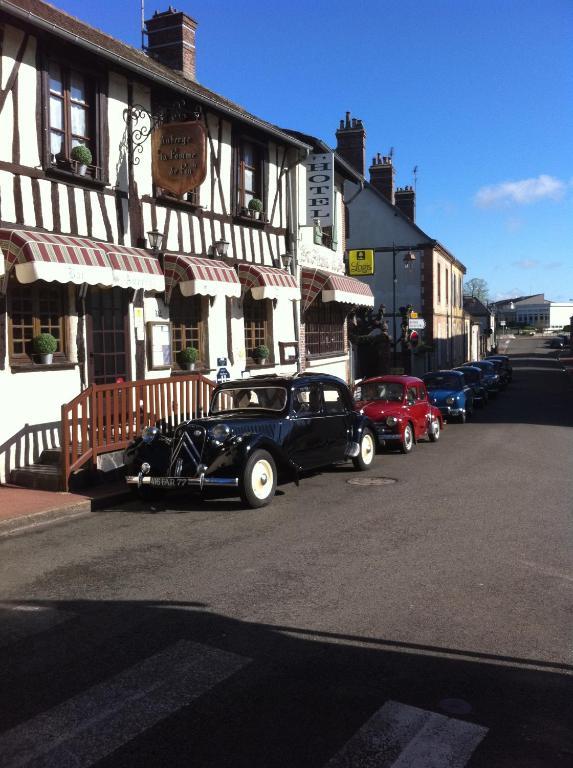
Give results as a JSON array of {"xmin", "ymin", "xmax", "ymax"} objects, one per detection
[
  {"xmin": 456, "ymin": 365, "xmax": 482, "ymax": 372},
  {"xmin": 214, "ymin": 372, "xmax": 348, "ymax": 390},
  {"xmin": 356, "ymin": 375, "xmax": 424, "ymax": 386},
  {"xmin": 423, "ymin": 369, "xmax": 464, "ymax": 377}
]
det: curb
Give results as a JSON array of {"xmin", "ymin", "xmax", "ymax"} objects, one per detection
[{"xmin": 0, "ymin": 489, "xmax": 131, "ymax": 537}]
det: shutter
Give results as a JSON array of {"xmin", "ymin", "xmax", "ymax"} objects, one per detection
[{"xmin": 331, "ymin": 189, "xmax": 338, "ymax": 251}]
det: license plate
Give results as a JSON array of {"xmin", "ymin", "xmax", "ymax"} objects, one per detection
[{"xmin": 149, "ymin": 477, "xmax": 191, "ymax": 487}]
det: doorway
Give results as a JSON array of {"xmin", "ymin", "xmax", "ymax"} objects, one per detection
[{"xmin": 86, "ymin": 287, "xmax": 130, "ymax": 385}]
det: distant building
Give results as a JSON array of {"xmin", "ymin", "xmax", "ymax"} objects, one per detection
[
  {"xmin": 463, "ymin": 296, "xmax": 495, "ymax": 358},
  {"xmin": 491, "ymin": 294, "xmax": 573, "ymax": 331}
]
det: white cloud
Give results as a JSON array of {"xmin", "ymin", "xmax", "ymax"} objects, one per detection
[
  {"xmin": 512, "ymin": 259, "xmax": 539, "ymax": 270},
  {"xmin": 475, "ymin": 175, "xmax": 567, "ymax": 208}
]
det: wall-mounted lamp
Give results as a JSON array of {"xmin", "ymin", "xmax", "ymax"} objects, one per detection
[
  {"xmin": 402, "ymin": 250, "xmax": 416, "ymax": 270},
  {"xmin": 147, "ymin": 228, "xmax": 164, "ymax": 254},
  {"xmin": 213, "ymin": 237, "xmax": 229, "ymax": 259},
  {"xmin": 279, "ymin": 252, "xmax": 293, "ymax": 272}
]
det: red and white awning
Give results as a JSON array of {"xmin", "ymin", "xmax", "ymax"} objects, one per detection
[
  {"xmin": 237, "ymin": 263, "xmax": 300, "ymax": 301},
  {"xmin": 0, "ymin": 229, "xmax": 111, "ymax": 286},
  {"xmin": 301, "ymin": 267, "xmax": 374, "ymax": 312},
  {"xmin": 0, "ymin": 230, "xmax": 165, "ymax": 292},
  {"xmin": 163, "ymin": 253, "xmax": 241, "ymax": 302},
  {"xmin": 100, "ymin": 243, "xmax": 164, "ymax": 292}
]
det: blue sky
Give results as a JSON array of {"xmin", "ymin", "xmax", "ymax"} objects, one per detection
[{"xmin": 56, "ymin": 0, "xmax": 573, "ymax": 302}]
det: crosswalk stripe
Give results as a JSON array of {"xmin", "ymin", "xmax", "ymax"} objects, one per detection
[
  {"xmin": 0, "ymin": 640, "xmax": 249, "ymax": 768},
  {"xmin": 0, "ymin": 604, "xmax": 72, "ymax": 649},
  {"xmin": 324, "ymin": 700, "xmax": 488, "ymax": 768}
]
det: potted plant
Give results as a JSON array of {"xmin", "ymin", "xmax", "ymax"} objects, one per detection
[
  {"xmin": 248, "ymin": 198, "xmax": 263, "ymax": 219},
  {"xmin": 70, "ymin": 144, "xmax": 92, "ymax": 176},
  {"xmin": 178, "ymin": 346, "xmax": 199, "ymax": 371},
  {"xmin": 32, "ymin": 333, "xmax": 58, "ymax": 364},
  {"xmin": 252, "ymin": 344, "xmax": 270, "ymax": 365}
]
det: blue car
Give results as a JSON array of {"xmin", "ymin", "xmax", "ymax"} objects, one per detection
[
  {"xmin": 422, "ymin": 370, "xmax": 475, "ymax": 423},
  {"xmin": 467, "ymin": 360, "xmax": 501, "ymax": 397}
]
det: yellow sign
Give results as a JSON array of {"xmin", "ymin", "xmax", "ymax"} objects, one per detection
[
  {"xmin": 410, "ymin": 311, "xmax": 418, "ymax": 318},
  {"xmin": 348, "ymin": 249, "xmax": 374, "ymax": 276}
]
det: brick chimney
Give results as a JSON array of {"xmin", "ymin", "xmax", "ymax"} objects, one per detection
[
  {"xmin": 369, "ymin": 153, "xmax": 395, "ymax": 205},
  {"xmin": 395, "ymin": 186, "xmax": 415, "ymax": 222},
  {"xmin": 335, "ymin": 111, "xmax": 366, "ymax": 176},
  {"xmin": 146, "ymin": 7, "xmax": 198, "ymax": 81}
]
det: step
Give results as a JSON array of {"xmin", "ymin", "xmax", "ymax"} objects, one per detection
[
  {"xmin": 10, "ymin": 464, "xmax": 63, "ymax": 492},
  {"xmin": 38, "ymin": 448, "xmax": 62, "ymax": 466}
]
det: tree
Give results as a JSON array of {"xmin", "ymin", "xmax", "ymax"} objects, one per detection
[{"xmin": 464, "ymin": 278, "xmax": 490, "ymax": 303}]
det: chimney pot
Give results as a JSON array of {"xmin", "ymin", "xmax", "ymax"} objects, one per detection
[{"xmin": 146, "ymin": 7, "xmax": 198, "ymax": 81}]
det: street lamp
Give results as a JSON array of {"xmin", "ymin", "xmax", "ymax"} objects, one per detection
[{"xmin": 391, "ymin": 243, "xmax": 417, "ymax": 368}]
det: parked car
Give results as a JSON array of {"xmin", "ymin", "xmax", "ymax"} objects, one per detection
[
  {"xmin": 125, "ymin": 373, "xmax": 376, "ymax": 508},
  {"xmin": 550, "ymin": 338, "xmax": 564, "ymax": 349},
  {"xmin": 455, "ymin": 365, "xmax": 489, "ymax": 407},
  {"xmin": 485, "ymin": 354, "xmax": 513, "ymax": 383},
  {"xmin": 422, "ymin": 370, "xmax": 475, "ymax": 423},
  {"xmin": 353, "ymin": 375, "xmax": 443, "ymax": 454},
  {"xmin": 480, "ymin": 357, "xmax": 509, "ymax": 387},
  {"xmin": 466, "ymin": 360, "xmax": 501, "ymax": 397}
]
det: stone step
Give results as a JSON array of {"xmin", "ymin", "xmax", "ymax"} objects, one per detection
[
  {"xmin": 38, "ymin": 448, "xmax": 62, "ymax": 466},
  {"xmin": 10, "ymin": 464, "xmax": 63, "ymax": 492}
]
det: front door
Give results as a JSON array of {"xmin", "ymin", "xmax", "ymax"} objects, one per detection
[{"xmin": 86, "ymin": 287, "xmax": 130, "ymax": 385}]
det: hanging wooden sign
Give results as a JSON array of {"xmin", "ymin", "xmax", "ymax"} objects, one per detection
[{"xmin": 151, "ymin": 120, "xmax": 207, "ymax": 197}]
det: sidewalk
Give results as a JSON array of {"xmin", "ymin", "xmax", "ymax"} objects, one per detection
[{"xmin": 0, "ymin": 481, "xmax": 131, "ymax": 536}]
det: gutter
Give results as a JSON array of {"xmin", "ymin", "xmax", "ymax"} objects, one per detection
[{"xmin": 0, "ymin": 0, "xmax": 311, "ymax": 151}]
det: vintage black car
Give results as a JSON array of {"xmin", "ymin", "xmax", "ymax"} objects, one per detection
[{"xmin": 125, "ymin": 373, "xmax": 376, "ymax": 508}]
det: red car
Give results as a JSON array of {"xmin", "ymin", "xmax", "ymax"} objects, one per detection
[{"xmin": 353, "ymin": 375, "xmax": 443, "ymax": 454}]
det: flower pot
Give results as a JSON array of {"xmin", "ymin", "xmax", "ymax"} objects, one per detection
[
  {"xmin": 252, "ymin": 357, "xmax": 267, "ymax": 366},
  {"xmin": 183, "ymin": 362, "xmax": 196, "ymax": 371},
  {"xmin": 39, "ymin": 353, "xmax": 53, "ymax": 365},
  {"xmin": 78, "ymin": 164, "xmax": 87, "ymax": 176}
]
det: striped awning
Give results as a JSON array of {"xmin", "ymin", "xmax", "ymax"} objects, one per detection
[
  {"xmin": 301, "ymin": 267, "xmax": 374, "ymax": 312},
  {"xmin": 0, "ymin": 229, "xmax": 111, "ymax": 287},
  {"xmin": 100, "ymin": 243, "xmax": 164, "ymax": 292},
  {"xmin": 163, "ymin": 253, "xmax": 241, "ymax": 302},
  {"xmin": 0, "ymin": 230, "xmax": 165, "ymax": 292},
  {"xmin": 237, "ymin": 263, "xmax": 300, "ymax": 301}
]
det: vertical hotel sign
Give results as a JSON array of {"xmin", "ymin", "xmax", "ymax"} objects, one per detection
[
  {"xmin": 305, "ymin": 153, "xmax": 334, "ymax": 225},
  {"xmin": 151, "ymin": 121, "xmax": 207, "ymax": 197}
]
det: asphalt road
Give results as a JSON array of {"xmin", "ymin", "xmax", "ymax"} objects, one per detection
[{"xmin": 1, "ymin": 336, "xmax": 572, "ymax": 767}]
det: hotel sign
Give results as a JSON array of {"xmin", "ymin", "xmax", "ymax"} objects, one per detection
[
  {"xmin": 305, "ymin": 153, "xmax": 334, "ymax": 225},
  {"xmin": 152, "ymin": 121, "xmax": 207, "ymax": 197}
]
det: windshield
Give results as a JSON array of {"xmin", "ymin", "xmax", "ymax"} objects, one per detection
[
  {"xmin": 354, "ymin": 381, "xmax": 404, "ymax": 402},
  {"xmin": 423, "ymin": 373, "xmax": 462, "ymax": 390},
  {"xmin": 459, "ymin": 369, "xmax": 477, "ymax": 382},
  {"xmin": 211, "ymin": 386, "xmax": 287, "ymax": 413}
]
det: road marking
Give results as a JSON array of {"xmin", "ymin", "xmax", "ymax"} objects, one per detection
[
  {"xmin": 0, "ymin": 604, "xmax": 72, "ymax": 649},
  {"xmin": 0, "ymin": 640, "xmax": 249, "ymax": 768},
  {"xmin": 324, "ymin": 700, "xmax": 487, "ymax": 768}
]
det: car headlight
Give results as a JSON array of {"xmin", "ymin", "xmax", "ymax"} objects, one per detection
[
  {"xmin": 209, "ymin": 423, "xmax": 232, "ymax": 441},
  {"xmin": 446, "ymin": 396, "xmax": 455, "ymax": 405},
  {"xmin": 142, "ymin": 426, "xmax": 159, "ymax": 444},
  {"xmin": 386, "ymin": 416, "xmax": 399, "ymax": 427}
]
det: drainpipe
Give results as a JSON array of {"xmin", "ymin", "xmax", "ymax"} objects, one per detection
[{"xmin": 286, "ymin": 147, "xmax": 309, "ymax": 373}]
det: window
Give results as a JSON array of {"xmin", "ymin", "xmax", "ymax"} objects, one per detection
[
  {"xmin": 323, "ymin": 385, "xmax": 346, "ymax": 415},
  {"xmin": 437, "ymin": 262, "xmax": 441, "ymax": 303},
  {"xmin": 236, "ymin": 138, "xmax": 263, "ymax": 214},
  {"xmin": 445, "ymin": 269, "xmax": 449, "ymax": 304},
  {"xmin": 169, "ymin": 291, "xmax": 205, "ymax": 368},
  {"xmin": 46, "ymin": 59, "xmax": 104, "ymax": 181},
  {"xmin": 8, "ymin": 280, "xmax": 67, "ymax": 363},
  {"xmin": 243, "ymin": 294, "xmax": 272, "ymax": 362},
  {"xmin": 305, "ymin": 297, "xmax": 345, "ymax": 357}
]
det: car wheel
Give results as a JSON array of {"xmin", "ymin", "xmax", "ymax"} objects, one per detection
[
  {"xmin": 458, "ymin": 411, "xmax": 467, "ymax": 424},
  {"xmin": 130, "ymin": 485, "xmax": 163, "ymax": 504},
  {"xmin": 399, "ymin": 423, "xmax": 414, "ymax": 454},
  {"xmin": 353, "ymin": 428, "xmax": 376, "ymax": 470},
  {"xmin": 428, "ymin": 418, "xmax": 440, "ymax": 442},
  {"xmin": 239, "ymin": 449, "xmax": 277, "ymax": 508}
]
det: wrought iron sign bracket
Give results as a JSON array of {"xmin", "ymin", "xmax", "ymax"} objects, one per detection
[{"xmin": 123, "ymin": 99, "xmax": 202, "ymax": 165}]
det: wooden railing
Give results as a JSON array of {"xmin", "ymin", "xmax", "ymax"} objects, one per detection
[{"xmin": 60, "ymin": 374, "xmax": 215, "ymax": 491}]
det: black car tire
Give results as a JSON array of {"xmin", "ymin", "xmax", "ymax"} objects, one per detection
[
  {"xmin": 130, "ymin": 485, "xmax": 163, "ymax": 504},
  {"xmin": 458, "ymin": 411, "xmax": 467, "ymax": 424},
  {"xmin": 399, "ymin": 423, "xmax": 414, "ymax": 454},
  {"xmin": 428, "ymin": 418, "xmax": 440, "ymax": 442},
  {"xmin": 353, "ymin": 428, "xmax": 376, "ymax": 470},
  {"xmin": 240, "ymin": 449, "xmax": 277, "ymax": 508}
]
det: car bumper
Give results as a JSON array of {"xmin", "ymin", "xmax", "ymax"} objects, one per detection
[
  {"xmin": 126, "ymin": 475, "xmax": 239, "ymax": 489},
  {"xmin": 437, "ymin": 406, "xmax": 464, "ymax": 418}
]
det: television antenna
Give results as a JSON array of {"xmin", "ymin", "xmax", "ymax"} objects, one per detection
[
  {"xmin": 413, "ymin": 165, "xmax": 418, "ymax": 192},
  {"xmin": 388, "ymin": 146, "xmax": 394, "ymax": 161}
]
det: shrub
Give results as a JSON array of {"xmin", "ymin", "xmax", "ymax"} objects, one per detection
[
  {"xmin": 252, "ymin": 344, "xmax": 270, "ymax": 360},
  {"xmin": 248, "ymin": 198, "xmax": 263, "ymax": 213},
  {"xmin": 178, "ymin": 346, "xmax": 199, "ymax": 363},
  {"xmin": 70, "ymin": 144, "xmax": 93, "ymax": 166},
  {"xmin": 32, "ymin": 333, "xmax": 58, "ymax": 354}
]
